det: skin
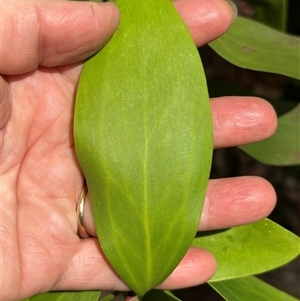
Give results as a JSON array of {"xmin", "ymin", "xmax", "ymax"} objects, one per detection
[{"xmin": 0, "ymin": 0, "xmax": 277, "ymax": 300}]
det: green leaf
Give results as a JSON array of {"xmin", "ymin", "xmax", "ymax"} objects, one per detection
[
  {"xmin": 192, "ymin": 219, "xmax": 300, "ymax": 281},
  {"xmin": 26, "ymin": 291, "xmax": 101, "ymax": 301},
  {"xmin": 99, "ymin": 291, "xmax": 125, "ymax": 301},
  {"xmin": 142, "ymin": 290, "xmax": 182, "ymax": 301},
  {"xmin": 209, "ymin": 17, "xmax": 300, "ymax": 79},
  {"xmin": 209, "ymin": 276, "xmax": 300, "ymax": 301},
  {"xmin": 74, "ymin": 0, "xmax": 212, "ymax": 296},
  {"xmin": 240, "ymin": 104, "xmax": 300, "ymax": 166},
  {"xmin": 250, "ymin": 0, "xmax": 288, "ymax": 31}
]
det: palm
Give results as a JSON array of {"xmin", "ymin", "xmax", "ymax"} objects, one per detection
[{"xmin": 2, "ymin": 65, "xmax": 85, "ymax": 298}]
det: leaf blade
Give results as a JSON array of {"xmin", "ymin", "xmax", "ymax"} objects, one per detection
[
  {"xmin": 75, "ymin": 0, "xmax": 212, "ymax": 295},
  {"xmin": 25, "ymin": 291, "xmax": 101, "ymax": 301},
  {"xmin": 209, "ymin": 276, "xmax": 299, "ymax": 301},
  {"xmin": 193, "ymin": 219, "xmax": 300, "ymax": 281},
  {"xmin": 209, "ymin": 17, "xmax": 300, "ymax": 79}
]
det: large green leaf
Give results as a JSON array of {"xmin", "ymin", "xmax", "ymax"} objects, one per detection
[
  {"xmin": 209, "ymin": 17, "xmax": 300, "ymax": 79},
  {"xmin": 241, "ymin": 104, "xmax": 300, "ymax": 166},
  {"xmin": 99, "ymin": 291, "xmax": 125, "ymax": 301},
  {"xmin": 193, "ymin": 219, "xmax": 300, "ymax": 281},
  {"xmin": 74, "ymin": 0, "xmax": 212, "ymax": 296},
  {"xmin": 210, "ymin": 276, "xmax": 299, "ymax": 301},
  {"xmin": 25, "ymin": 291, "xmax": 101, "ymax": 301}
]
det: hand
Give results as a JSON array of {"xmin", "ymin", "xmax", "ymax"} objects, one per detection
[{"xmin": 0, "ymin": 0, "xmax": 277, "ymax": 300}]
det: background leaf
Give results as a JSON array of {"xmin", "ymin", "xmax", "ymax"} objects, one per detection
[
  {"xmin": 209, "ymin": 17, "xmax": 300, "ymax": 79},
  {"xmin": 241, "ymin": 104, "xmax": 300, "ymax": 166},
  {"xmin": 25, "ymin": 291, "xmax": 101, "ymax": 301},
  {"xmin": 99, "ymin": 291, "xmax": 125, "ymax": 301},
  {"xmin": 74, "ymin": 0, "xmax": 212, "ymax": 295},
  {"xmin": 250, "ymin": 0, "xmax": 288, "ymax": 31},
  {"xmin": 192, "ymin": 219, "xmax": 300, "ymax": 281},
  {"xmin": 209, "ymin": 276, "xmax": 300, "ymax": 301}
]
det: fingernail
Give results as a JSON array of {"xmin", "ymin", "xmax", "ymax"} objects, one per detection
[{"xmin": 225, "ymin": 0, "xmax": 238, "ymax": 23}]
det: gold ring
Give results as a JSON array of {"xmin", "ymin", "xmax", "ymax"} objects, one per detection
[{"xmin": 76, "ymin": 185, "xmax": 90, "ymax": 238}]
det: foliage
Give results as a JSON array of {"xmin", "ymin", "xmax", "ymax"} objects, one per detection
[
  {"xmin": 209, "ymin": 275, "xmax": 299, "ymax": 301},
  {"xmin": 210, "ymin": 16, "xmax": 299, "ymax": 79},
  {"xmin": 193, "ymin": 219, "xmax": 299, "ymax": 282},
  {"xmin": 26, "ymin": 0, "xmax": 300, "ymax": 301},
  {"xmin": 248, "ymin": 0, "xmax": 289, "ymax": 31},
  {"xmin": 74, "ymin": 0, "xmax": 212, "ymax": 294}
]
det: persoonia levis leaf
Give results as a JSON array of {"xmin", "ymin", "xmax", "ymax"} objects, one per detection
[
  {"xmin": 74, "ymin": 0, "xmax": 212, "ymax": 295},
  {"xmin": 193, "ymin": 218, "xmax": 300, "ymax": 282},
  {"xmin": 210, "ymin": 276, "xmax": 300, "ymax": 301},
  {"xmin": 25, "ymin": 291, "xmax": 101, "ymax": 301},
  {"xmin": 209, "ymin": 16, "xmax": 300, "ymax": 80}
]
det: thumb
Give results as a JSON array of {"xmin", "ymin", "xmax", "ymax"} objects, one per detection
[
  {"xmin": 0, "ymin": 0, "xmax": 120, "ymax": 75},
  {"xmin": 0, "ymin": 76, "xmax": 11, "ymax": 130}
]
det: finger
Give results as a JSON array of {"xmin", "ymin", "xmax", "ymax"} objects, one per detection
[
  {"xmin": 0, "ymin": 1, "xmax": 120, "ymax": 74},
  {"xmin": 200, "ymin": 176, "xmax": 276, "ymax": 231},
  {"xmin": 53, "ymin": 240, "xmax": 216, "ymax": 291},
  {"xmin": 212, "ymin": 97, "xmax": 277, "ymax": 148},
  {"xmin": 174, "ymin": 0, "xmax": 237, "ymax": 47},
  {"xmin": 0, "ymin": 76, "xmax": 11, "ymax": 130}
]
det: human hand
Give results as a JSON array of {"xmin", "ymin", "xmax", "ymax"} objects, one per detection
[{"xmin": 0, "ymin": 0, "xmax": 277, "ymax": 300}]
